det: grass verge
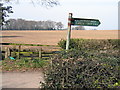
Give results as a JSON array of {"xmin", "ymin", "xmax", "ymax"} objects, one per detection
[
  {"xmin": 1, "ymin": 58, "xmax": 49, "ymax": 72},
  {"xmin": 2, "ymin": 43, "xmax": 57, "ymax": 47}
]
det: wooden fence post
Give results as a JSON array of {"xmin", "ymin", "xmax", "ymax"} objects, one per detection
[
  {"xmin": 18, "ymin": 45, "xmax": 21, "ymax": 59},
  {"xmin": 5, "ymin": 47, "xmax": 8, "ymax": 59},
  {"xmin": 5, "ymin": 47, "xmax": 10, "ymax": 59},
  {"xmin": 12, "ymin": 45, "xmax": 16, "ymax": 58},
  {"xmin": 39, "ymin": 48, "xmax": 42, "ymax": 59},
  {"xmin": 30, "ymin": 50, "xmax": 34, "ymax": 60},
  {"xmin": 7, "ymin": 48, "xmax": 11, "ymax": 57}
]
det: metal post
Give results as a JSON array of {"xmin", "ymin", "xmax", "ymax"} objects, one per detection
[{"xmin": 66, "ymin": 13, "xmax": 72, "ymax": 50}]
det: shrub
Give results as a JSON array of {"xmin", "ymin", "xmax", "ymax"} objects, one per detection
[
  {"xmin": 40, "ymin": 50, "xmax": 120, "ymax": 88},
  {"xmin": 58, "ymin": 39, "xmax": 79, "ymax": 49}
]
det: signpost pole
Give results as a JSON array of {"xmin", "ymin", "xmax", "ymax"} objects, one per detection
[{"xmin": 66, "ymin": 13, "xmax": 72, "ymax": 50}]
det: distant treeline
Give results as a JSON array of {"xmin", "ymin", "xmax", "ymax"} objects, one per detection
[
  {"xmin": 2, "ymin": 18, "xmax": 85, "ymax": 30},
  {"xmin": 2, "ymin": 19, "xmax": 64, "ymax": 30}
]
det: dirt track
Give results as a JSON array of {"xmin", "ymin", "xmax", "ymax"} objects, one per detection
[{"xmin": 2, "ymin": 30, "xmax": 119, "ymax": 45}]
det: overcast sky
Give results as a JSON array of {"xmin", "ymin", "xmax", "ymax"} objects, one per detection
[{"xmin": 3, "ymin": 0, "xmax": 119, "ymax": 30}]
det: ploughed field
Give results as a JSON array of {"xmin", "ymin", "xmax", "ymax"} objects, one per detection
[{"xmin": 1, "ymin": 30, "xmax": 119, "ymax": 45}]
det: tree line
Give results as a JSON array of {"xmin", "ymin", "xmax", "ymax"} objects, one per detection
[
  {"xmin": 3, "ymin": 19, "xmax": 64, "ymax": 30},
  {"xmin": 1, "ymin": 1, "xmax": 86, "ymax": 30},
  {"xmin": 2, "ymin": 18, "xmax": 86, "ymax": 30}
]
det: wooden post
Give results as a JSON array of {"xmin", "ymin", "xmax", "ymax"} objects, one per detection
[
  {"xmin": 39, "ymin": 48, "xmax": 42, "ymax": 59},
  {"xmin": 12, "ymin": 45, "xmax": 16, "ymax": 58},
  {"xmin": 5, "ymin": 47, "xmax": 11, "ymax": 59},
  {"xmin": 18, "ymin": 45, "xmax": 21, "ymax": 59},
  {"xmin": 66, "ymin": 13, "xmax": 73, "ymax": 50},
  {"xmin": 31, "ymin": 54, "xmax": 33, "ymax": 60},
  {"xmin": 5, "ymin": 47, "xmax": 8, "ymax": 59},
  {"xmin": 8, "ymin": 48, "xmax": 11, "ymax": 56},
  {"xmin": 30, "ymin": 50, "xmax": 34, "ymax": 60}
]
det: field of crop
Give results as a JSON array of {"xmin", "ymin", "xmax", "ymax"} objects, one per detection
[{"xmin": 1, "ymin": 30, "xmax": 119, "ymax": 45}]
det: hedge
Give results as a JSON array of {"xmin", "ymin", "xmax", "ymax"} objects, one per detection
[
  {"xmin": 40, "ymin": 49, "xmax": 120, "ymax": 88},
  {"xmin": 58, "ymin": 39, "xmax": 120, "ymax": 50}
]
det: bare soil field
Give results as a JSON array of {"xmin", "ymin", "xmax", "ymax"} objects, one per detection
[{"xmin": 1, "ymin": 30, "xmax": 119, "ymax": 45}]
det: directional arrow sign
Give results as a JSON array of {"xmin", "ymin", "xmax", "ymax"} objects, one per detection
[{"xmin": 71, "ymin": 18, "xmax": 101, "ymax": 26}]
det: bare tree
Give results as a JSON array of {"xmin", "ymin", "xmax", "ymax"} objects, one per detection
[
  {"xmin": 0, "ymin": 3, "xmax": 13, "ymax": 28},
  {"xmin": 4, "ymin": 18, "xmax": 64, "ymax": 30},
  {"xmin": 0, "ymin": 0, "xmax": 59, "ymax": 7}
]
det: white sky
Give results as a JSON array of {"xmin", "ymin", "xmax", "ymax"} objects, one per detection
[{"xmin": 3, "ymin": 0, "xmax": 119, "ymax": 30}]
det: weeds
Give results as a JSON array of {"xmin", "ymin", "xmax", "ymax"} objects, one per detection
[{"xmin": 2, "ymin": 58, "xmax": 48, "ymax": 72}]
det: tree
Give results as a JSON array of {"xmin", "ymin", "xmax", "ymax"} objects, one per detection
[
  {"xmin": 0, "ymin": 0, "xmax": 59, "ymax": 7},
  {"xmin": 0, "ymin": 3, "xmax": 13, "ymax": 28},
  {"xmin": 3, "ymin": 18, "xmax": 64, "ymax": 30},
  {"xmin": 56, "ymin": 22, "xmax": 64, "ymax": 30},
  {"xmin": 0, "ymin": 0, "xmax": 59, "ymax": 29}
]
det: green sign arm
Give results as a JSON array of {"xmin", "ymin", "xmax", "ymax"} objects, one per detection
[{"xmin": 71, "ymin": 18, "xmax": 101, "ymax": 26}]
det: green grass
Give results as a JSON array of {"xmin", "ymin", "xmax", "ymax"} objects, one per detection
[
  {"xmin": 1, "ymin": 43, "xmax": 60, "ymax": 72},
  {"xmin": 1, "ymin": 50, "xmax": 54, "ymax": 71},
  {"xmin": 2, "ymin": 43, "xmax": 57, "ymax": 47},
  {"xmin": 2, "ymin": 58, "xmax": 49, "ymax": 72}
]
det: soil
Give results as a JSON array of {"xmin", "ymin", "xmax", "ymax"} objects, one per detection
[{"xmin": 2, "ymin": 30, "xmax": 119, "ymax": 45}]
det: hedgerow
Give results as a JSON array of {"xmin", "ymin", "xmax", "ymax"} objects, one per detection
[
  {"xmin": 40, "ymin": 49, "xmax": 120, "ymax": 88},
  {"xmin": 58, "ymin": 39, "xmax": 120, "ymax": 50}
]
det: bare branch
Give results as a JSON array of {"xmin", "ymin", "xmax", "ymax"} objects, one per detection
[{"xmin": 0, "ymin": 0, "xmax": 60, "ymax": 7}]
